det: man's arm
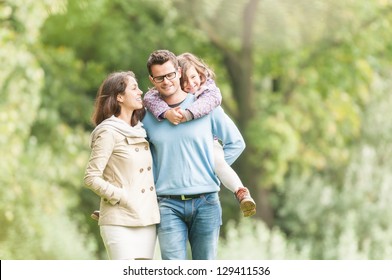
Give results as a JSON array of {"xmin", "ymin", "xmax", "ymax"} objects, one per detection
[{"xmin": 211, "ymin": 106, "xmax": 245, "ymax": 165}]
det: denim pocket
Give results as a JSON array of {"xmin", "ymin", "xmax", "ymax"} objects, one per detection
[
  {"xmin": 201, "ymin": 192, "xmax": 219, "ymax": 205},
  {"xmin": 157, "ymin": 196, "xmax": 169, "ymax": 203}
]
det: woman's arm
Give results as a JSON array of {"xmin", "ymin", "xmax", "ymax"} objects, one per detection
[{"xmin": 84, "ymin": 129, "xmax": 123, "ymax": 205}]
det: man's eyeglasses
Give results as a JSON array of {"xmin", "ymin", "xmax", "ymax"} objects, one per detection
[{"xmin": 151, "ymin": 71, "xmax": 177, "ymax": 83}]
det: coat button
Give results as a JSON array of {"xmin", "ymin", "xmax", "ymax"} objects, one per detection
[
  {"xmin": 147, "ymin": 166, "xmax": 151, "ymax": 171},
  {"xmin": 103, "ymin": 198, "xmax": 108, "ymax": 202},
  {"xmin": 135, "ymin": 148, "xmax": 139, "ymax": 152},
  {"xmin": 139, "ymin": 168, "xmax": 144, "ymax": 173},
  {"xmin": 150, "ymin": 186, "xmax": 154, "ymax": 191},
  {"xmin": 144, "ymin": 145, "xmax": 148, "ymax": 150},
  {"xmin": 141, "ymin": 189, "xmax": 145, "ymax": 193}
]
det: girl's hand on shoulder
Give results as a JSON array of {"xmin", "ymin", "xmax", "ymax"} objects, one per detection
[{"xmin": 179, "ymin": 109, "xmax": 193, "ymax": 123}]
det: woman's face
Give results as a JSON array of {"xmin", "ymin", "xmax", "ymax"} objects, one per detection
[
  {"xmin": 118, "ymin": 76, "xmax": 143, "ymax": 110},
  {"xmin": 182, "ymin": 66, "xmax": 201, "ymax": 93}
]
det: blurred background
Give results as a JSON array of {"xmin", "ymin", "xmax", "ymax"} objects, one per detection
[{"xmin": 2, "ymin": 0, "xmax": 392, "ymax": 260}]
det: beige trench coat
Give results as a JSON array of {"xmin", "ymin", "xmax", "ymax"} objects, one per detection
[{"xmin": 84, "ymin": 118, "xmax": 160, "ymax": 227}]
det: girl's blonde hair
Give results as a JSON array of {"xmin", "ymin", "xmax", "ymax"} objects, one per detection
[{"xmin": 177, "ymin": 53, "xmax": 215, "ymax": 89}]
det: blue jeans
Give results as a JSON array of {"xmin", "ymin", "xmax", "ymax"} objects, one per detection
[{"xmin": 157, "ymin": 192, "xmax": 222, "ymax": 260}]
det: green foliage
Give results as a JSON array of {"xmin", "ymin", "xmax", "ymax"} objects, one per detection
[
  {"xmin": 34, "ymin": 46, "xmax": 104, "ymax": 129},
  {"xmin": 1, "ymin": 165, "xmax": 97, "ymax": 259},
  {"xmin": 245, "ymin": 105, "xmax": 299, "ymax": 187},
  {"xmin": 218, "ymin": 218, "xmax": 309, "ymax": 259},
  {"xmin": 276, "ymin": 76, "xmax": 392, "ymax": 259},
  {"xmin": 0, "ymin": 0, "xmax": 97, "ymax": 259},
  {"xmin": 2, "ymin": 0, "xmax": 392, "ymax": 259},
  {"xmin": 40, "ymin": 0, "xmax": 188, "ymax": 91},
  {"xmin": 216, "ymin": 88, "xmax": 392, "ymax": 259},
  {"xmin": 243, "ymin": 0, "xmax": 391, "ymax": 190}
]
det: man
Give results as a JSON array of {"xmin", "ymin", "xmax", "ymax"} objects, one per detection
[{"xmin": 142, "ymin": 50, "xmax": 245, "ymax": 260}]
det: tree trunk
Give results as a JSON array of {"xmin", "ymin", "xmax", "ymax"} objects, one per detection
[
  {"xmin": 223, "ymin": 0, "xmax": 274, "ymax": 227},
  {"xmin": 190, "ymin": 0, "xmax": 274, "ymax": 226}
]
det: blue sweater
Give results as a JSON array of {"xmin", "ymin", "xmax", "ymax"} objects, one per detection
[{"xmin": 142, "ymin": 94, "xmax": 245, "ymax": 196}]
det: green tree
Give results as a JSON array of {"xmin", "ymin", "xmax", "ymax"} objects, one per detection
[
  {"xmin": 277, "ymin": 73, "xmax": 392, "ymax": 259},
  {"xmin": 0, "ymin": 0, "xmax": 96, "ymax": 259},
  {"xmin": 14, "ymin": 0, "xmax": 392, "ymax": 259},
  {"xmin": 172, "ymin": 0, "xmax": 392, "ymax": 227}
]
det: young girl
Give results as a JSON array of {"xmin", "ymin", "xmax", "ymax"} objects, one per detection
[{"xmin": 143, "ymin": 52, "xmax": 256, "ymax": 217}]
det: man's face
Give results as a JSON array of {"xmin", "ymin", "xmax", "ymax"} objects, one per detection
[{"xmin": 149, "ymin": 61, "xmax": 182, "ymax": 99}]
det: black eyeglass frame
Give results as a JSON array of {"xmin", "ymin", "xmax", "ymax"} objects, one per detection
[{"xmin": 151, "ymin": 71, "xmax": 177, "ymax": 83}]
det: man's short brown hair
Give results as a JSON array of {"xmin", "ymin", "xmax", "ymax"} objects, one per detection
[{"xmin": 146, "ymin": 50, "xmax": 178, "ymax": 76}]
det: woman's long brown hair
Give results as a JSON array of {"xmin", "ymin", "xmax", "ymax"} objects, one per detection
[{"xmin": 91, "ymin": 71, "xmax": 146, "ymax": 127}]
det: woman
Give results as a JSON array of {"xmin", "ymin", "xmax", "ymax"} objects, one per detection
[{"xmin": 84, "ymin": 71, "xmax": 160, "ymax": 260}]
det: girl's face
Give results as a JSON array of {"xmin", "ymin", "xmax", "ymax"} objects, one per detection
[{"xmin": 183, "ymin": 65, "xmax": 201, "ymax": 93}]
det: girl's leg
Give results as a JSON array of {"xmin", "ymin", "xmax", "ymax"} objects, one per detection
[
  {"xmin": 213, "ymin": 140, "xmax": 256, "ymax": 217},
  {"xmin": 213, "ymin": 140, "xmax": 243, "ymax": 192}
]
